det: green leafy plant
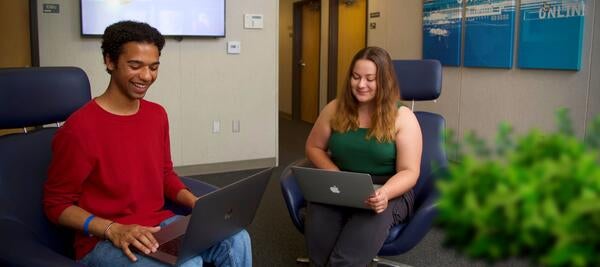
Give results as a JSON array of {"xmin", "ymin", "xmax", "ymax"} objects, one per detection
[{"xmin": 437, "ymin": 108, "xmax": 600, "ymax": 267}]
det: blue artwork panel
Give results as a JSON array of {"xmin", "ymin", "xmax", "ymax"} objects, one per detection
[
  {"xmin": 423, "ymin": 0, "xmax": 462, "ymax": 66},
  {"xmin": 518, "ymin": 0, "xmax": 585, "ymax": 70},
  {"xmin": 463, "ymin": 0, "xmax": 516, "ymax": 68}
]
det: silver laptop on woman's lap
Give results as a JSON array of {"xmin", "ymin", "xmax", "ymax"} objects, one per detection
[{"xmin": 291, "ymin": 166, "xmax": 379, "ymax": 209}]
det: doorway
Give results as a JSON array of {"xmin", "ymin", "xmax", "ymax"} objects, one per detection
[{"xmin": 292, "ymin": 0, "xmax": 321, "ymax": 124}]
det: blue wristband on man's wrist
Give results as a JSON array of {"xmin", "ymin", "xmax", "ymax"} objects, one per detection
[{"xmin": 83, "ymin": 215, "xmax": 95, "ymax": 237}]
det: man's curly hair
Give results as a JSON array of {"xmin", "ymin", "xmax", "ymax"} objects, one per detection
[{"xmin": 101, "ymin": 20, "xmax": 165, "ymax": 74}]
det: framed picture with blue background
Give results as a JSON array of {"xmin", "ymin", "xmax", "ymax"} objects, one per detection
[
  {"xmin": 463, "ymin": 0, "xmax": 516, "ymax": 68},
  {"xmin": 423, "ymin": 0, "xmax": 462, "ymax": 66},
  {"xmin": 518, "ymin": 0, "xmax": 585, "ymax": 70}
]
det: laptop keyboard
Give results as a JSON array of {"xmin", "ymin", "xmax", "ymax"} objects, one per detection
[{"xmin": 158, "ymin": 235, "xmax": 184, "ymax": 256}]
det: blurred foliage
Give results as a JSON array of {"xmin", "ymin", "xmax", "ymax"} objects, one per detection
[{"xmin": 437, "ymin": 108, "xmax": 600, "ymax": 266}]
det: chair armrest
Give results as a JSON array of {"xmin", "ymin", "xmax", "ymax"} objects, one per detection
[
  {"xmin": 0, "ymin": 219, "xmax": 84, "ymax": 267},
  {"xmin": 280, "ymin": 159, "xmax": 312, "ymax": 233},
  {"xmin": 164, "ymin": 177, "xmax": 219, "ymax": 216},
  {"xmin": 378, "ymin": 193, "xmax": 438, "ymax": 256}
]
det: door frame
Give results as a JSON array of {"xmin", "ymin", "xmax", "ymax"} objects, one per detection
[
  {"xmin": 292, "ymin": 1, "xmax": 303, "ymax": 121},
  {"xmin": 29, "ymin": 0, "xmax": 39, "ymax": 66}
]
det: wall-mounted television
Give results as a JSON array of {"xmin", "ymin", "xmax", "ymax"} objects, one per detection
[{"xmin": 80, "ymin": 0, "xmax": 225, "ymax": 37}]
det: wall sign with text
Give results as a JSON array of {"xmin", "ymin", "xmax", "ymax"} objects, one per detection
[{"xmin": 518, "ymin": 0, "xmax": 585, "ymax": 70}]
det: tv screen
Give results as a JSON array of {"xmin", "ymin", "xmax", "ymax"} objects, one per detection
[{"xmin": 80, "ymin": 0, "xmax": 225, "ymax": 37}]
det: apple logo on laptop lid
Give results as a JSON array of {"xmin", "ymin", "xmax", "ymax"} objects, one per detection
[
  {"xmin": 329, "ymin": 185, "xmax": 340, "ymax": 194},
  {"xmin": 224, "ymin": 208, "xmax": 233, "ymax": 220}
]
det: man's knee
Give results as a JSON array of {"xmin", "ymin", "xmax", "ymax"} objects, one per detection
[{"xmin": 229, "ymin": 229, "xmax": 251, "ymax": 248}]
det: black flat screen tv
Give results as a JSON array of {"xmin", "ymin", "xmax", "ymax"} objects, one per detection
[{"xmin": 80, "ymin": 0, "xmax": 225, "ymax": 37}]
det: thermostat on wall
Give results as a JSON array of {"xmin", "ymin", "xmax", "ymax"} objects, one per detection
[{"xmin": 244, "ymin": 14, "xmax": 264, "ymax": 29}]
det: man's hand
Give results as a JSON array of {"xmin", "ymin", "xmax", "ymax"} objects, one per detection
[
  {"xmin": 105, "ymin": 223, "xmax": 160, "ymax": 262},
  {"xmin": 366, "ymin": 187, "xmax": 389, "ymax": 213}
]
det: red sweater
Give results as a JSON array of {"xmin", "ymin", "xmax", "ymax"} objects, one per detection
[{"xmin": 43, "ymin": 99, "xmax": 186, "ymax": 260}]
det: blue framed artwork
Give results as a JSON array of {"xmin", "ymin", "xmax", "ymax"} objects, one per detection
[
  {"xmin": 463, "ymin": 0, "xmax": 516, "ymax": 68},
  {"xmin": 423, "ymin": 0, "xmax": 462, "ymax": 66},
  {"xmin": 518, "ymin": 0, "xmax": 585, "ymax": 70}
]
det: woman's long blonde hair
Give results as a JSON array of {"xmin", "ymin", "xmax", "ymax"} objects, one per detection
[{"xmin": 331, "ymin": 47, "xmax": 400, "ymax": 143}]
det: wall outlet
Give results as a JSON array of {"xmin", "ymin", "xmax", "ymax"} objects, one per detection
[
  {"xmin": 232, "ymin": 120, "xmax": 240, "ymax": 133},
  {"xmin": 212, "ymin": 120, "xmax": 221, "ymax": 133}
]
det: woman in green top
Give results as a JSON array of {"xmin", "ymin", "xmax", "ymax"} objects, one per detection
[{"xmin": 304, "ymin": 46, "xmax": 422, "ymax": 266}]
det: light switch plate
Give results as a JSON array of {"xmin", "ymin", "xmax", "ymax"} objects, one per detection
[{"xmin": 227, "ymin": 41, "xmax": 241, "ymax": 54}]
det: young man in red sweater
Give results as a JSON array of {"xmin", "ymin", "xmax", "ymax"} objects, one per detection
[{"xmin": 43, "ymin": 20, "xmax": 251, "ymax": 266}]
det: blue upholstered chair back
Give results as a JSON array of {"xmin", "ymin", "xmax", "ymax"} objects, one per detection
[
  {"xmin": 0, "ymin": 67, "xmax": 91, "ymax": 266},
  {"xmin": 393, "ymin": 59, "xmax": 447, "ymax": 209}
]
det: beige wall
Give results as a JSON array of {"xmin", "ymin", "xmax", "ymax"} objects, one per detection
[
  {"xmin": 588, "ymin": 0, "xmax": 600, "ymax": 127},
  {"xmin": 368, "ymin": 0, "xmax": 599, "ymax": 146},
  {"xmin": 37, "ymin": 0, "xmax": 279, "ymax": 170},
  {"xmin": 368, "ymin": 0, "xmax": 423, "ymax": 59}
]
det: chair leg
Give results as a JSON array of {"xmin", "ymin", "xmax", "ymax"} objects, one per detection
[
  {"xmin": 372, "ymin": 256, "xmax": 413, "ymax": 267},
  {"xmin": 296, "ymin": 257, "xmax": 310, "ymax": 264}
]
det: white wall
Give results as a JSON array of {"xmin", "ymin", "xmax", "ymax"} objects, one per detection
[
  {"xmin": 37, "ymin": 0, "xmax": 279, "ymax": 171},
  {"xmin": 368, "ymin": 0, "xmax": 599, "ymax": 146}
]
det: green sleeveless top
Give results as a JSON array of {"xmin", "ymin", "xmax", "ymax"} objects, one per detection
[
  {"xmin": 328, "ymin": 128, "xmax": 396, "ymax": 175},
  {"xmin": 328, "ymin": 102, "xmax": 402, "ymax": 175}
]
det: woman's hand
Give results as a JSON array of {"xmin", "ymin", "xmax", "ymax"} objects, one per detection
[
  {"xmin": 105, "ymin": 223, "xmax": 160, "ymax": 262},
  {"xmin": 366, "ymin": 187, "xmax": 389, "ymax": 213}
]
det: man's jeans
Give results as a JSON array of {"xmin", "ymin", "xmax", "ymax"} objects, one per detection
[{"xmin": 80, "ymin": 216, "xmax": 252, "ymax": 266}]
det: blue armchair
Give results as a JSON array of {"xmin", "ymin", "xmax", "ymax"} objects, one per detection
[
  {"xmin": 279, "ymin": 59, "xmax": 447, "ymax": 265},
  {"xmin": 0, "ymin": 67, "xmax": 217, "ymax": 266}
]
